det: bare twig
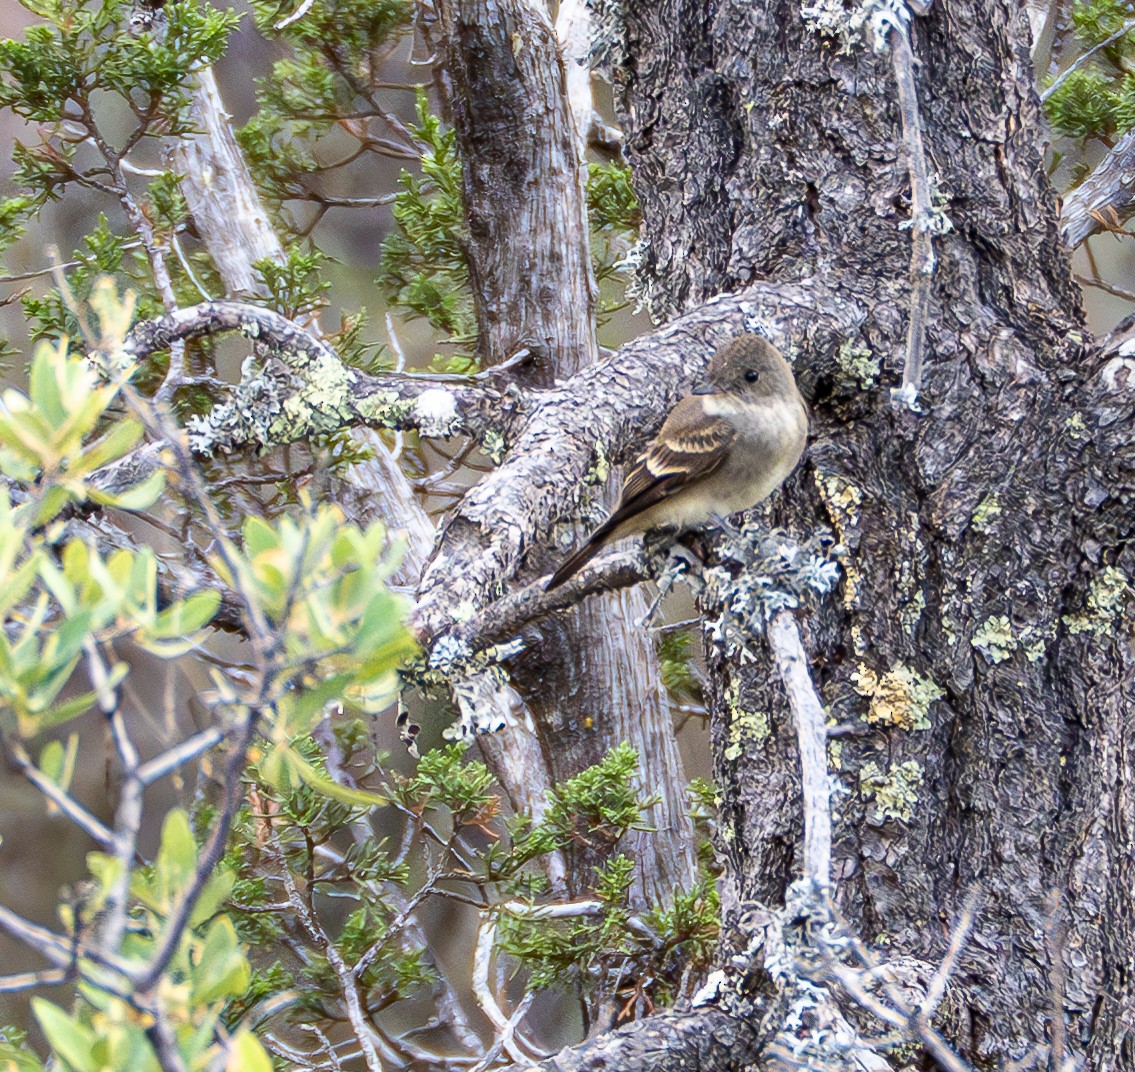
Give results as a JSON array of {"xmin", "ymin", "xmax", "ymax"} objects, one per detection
[
  {"xmin": 89, "ymin": 639, "xmax": 145, "ymax": 956},
  {"xmin": 921, "ymin": 887, "xmax": 982, "ymax": 1020},
  {"xmin": 270, "ymin": 820, "xmax": 389, "ymax": 1072},
  {"xmin": 144, "ymin": 1000, "xmax": 191, "ymax": 1072},
  {"xmin": 135, "ymin": 726, "xmax": 228, "ymax": 786},
  {"xmin": 5, "ymin": 741, "xmax": 115, "ymax": 849},
  {"xmin": 1042, "ymin": 18, "xmax": 1135, "ymax": 102},
  {"xmin": 0, "ymin": 968, "xmax": 68, "ymax": 992},
  {"xmin": 132, "ymin": 706, "xmax": 260, "ymax": 991}
]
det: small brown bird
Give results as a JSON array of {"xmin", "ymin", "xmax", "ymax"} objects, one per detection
[{"xmin": 546, "ymin": 335, "xmax": 808, "ymax": 591}]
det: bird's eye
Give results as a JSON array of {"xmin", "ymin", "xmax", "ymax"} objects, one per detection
[{"xmin": 744, "ymin": 369, "xmax": 760, "ymax": 383}]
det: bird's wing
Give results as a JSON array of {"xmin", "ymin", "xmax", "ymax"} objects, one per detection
[
  {"xmin": 603, "ymin": 396, "xmax": 736, "ymax": 530},
  {"xmin": 544, "ymin": 397, "xmax": 734, "ymax": 591}
]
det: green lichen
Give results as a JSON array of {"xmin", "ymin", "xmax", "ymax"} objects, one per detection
[
  {"xmin": 1020, "ymin": 622, "xmax": 1056, "ymax": 663},
  {"xmin": 828, "ymin": 738, "xmax": 843, "ymax": 769},
  {"xmin": 481, "ymin": 428, "xmax": 505, "ymax": 465},
  {"xmin": 723, "ymin": 678, "xmax": 769, "ymax": 761},
  {"xmin": 1065, "ymin": 566, "xmax": 1130, "ymax": 637},
  {"xmin": 972, "ymin": 494, "xmax": 1002, "ymax": 534},
  {"xmin": 1065, "ymin": 412, "xmax": 1088, "ymax": 440},
  {"xmin": 972, "ymin": 615, "xmax": 1017, "ymax": 664},
  {"xmin": 586, "ymin": 441, "xmax": 611, "ymax": 486},
  {"xmin": 852, "ymin": 663, "xmax": 943, "ymax": 731},
  {"xmin": 356, "ymin": 390, "xmax": 416, "ymax": 429},
  {"xmin": 836, "ymin": 339, "xmax": 881, "ymax": 388},
  {"xmin": 274, "ymin": 351, "xmax": 356, "ymax": 437},
  {"xmin": 860, "ymin": 760, "xmax": 923, "ymax": 822}
]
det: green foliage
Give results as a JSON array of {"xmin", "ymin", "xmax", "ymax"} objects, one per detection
[
  {"xmin": 380, "ymin": 94, "xmax": 474, "ymax": 342},
  {"xmin": 21, "ymin": 217, "xmax": 162, "ymax": 347},
  {"xmin": 0, "ymin": 0, "xmax": 238, "ymax": 132},
  {"xmin": 251, "ymin": 0, "xmax": 410, "ymax": 54},
  {"xmin": 498, "ymin": 855, "xmax": 720, "ymax": 1008},
  {"xmin": 587, "ymin": 160, "xmax": 641, "ymax": 237},
  {"xmin": 586, "ymin": 160, "xmax": 641, "ymax": 324},
  {"xmin": 237, "ymin": 0, "xmax": 411, "ymax": 208},
  {"xmin": 254, "ymin": 245, "xmax": 330, "ymax": 319},
  {"xmin": 657, "ymin": 628, "xmax": 701, "ymax": 702},
  {"xmin": 1045, "ymin": 0, "xmax": 1135, "ymax": 139},
  {"xmin": 31, "ymin": 809, "xmax": 271, "ymax": 1072},
  {"xmin": 0, "ymin": 1027, "xmax": 44, "ymax": 1072},
  {"xmin": 0, "ymin": 285, "xmax": 215, "ymax": 737}
]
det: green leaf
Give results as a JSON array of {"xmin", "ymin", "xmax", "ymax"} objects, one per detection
[
  {"xmin": 286, "ymin": 747, "xmax": 388, "ymax": 807},
  {"xmin": 225, "ymin": 1030, "xmax": 274, "ymax": 1072},
  {"xmin": 189, "ymin": 867, "xmax": 235, "ymax": 928},
  {"xmin": 87, "ymin": 469, "xmax": 165, "ymax": 512},
  {"xmin": 31, "ymin": 1000, "xmax": 97, "ymax": 1072},
  {"xmin": 38, "ymin": 732, "xmax": 78, "ymax": 794},
  {"xmin": 69, "ymin": 419, "xmax": 144, "ymax": 476},
  {"xmin": 156, "ymin": 808, "xmax": 198, "ymax": 895},
  {"xmin": 191, "ymin": 916, "xmax": 251, "ymax": 1003},
  {"xmin": 151, "ymin": 590, "xmax": 220, "ymax": 639}
]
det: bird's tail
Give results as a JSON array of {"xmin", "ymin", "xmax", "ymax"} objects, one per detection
[{"xmin": 544, "ymin": 536, "xmax": 603, "ymax": 591}]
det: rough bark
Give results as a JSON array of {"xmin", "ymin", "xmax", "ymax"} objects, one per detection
[{"xmin": 588, "ymin": 0, "xmax": 1131, "ymax": 1064}]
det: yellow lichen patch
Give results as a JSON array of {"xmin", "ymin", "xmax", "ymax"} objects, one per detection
[
  {"xmin": 971, "ymin": 493, "xmax": 1001, "ymax": 534},
  {"xmin": 1065, "ymin": 566, "xmax": 1131, "ymax": 638},
  {"xmin": 1065, "ymin": 411, "xmax": 1088, "ymax": 440},
  {"xmin": 814, "ymin": 471, "xmax": 864, "ymax": 609},
  {"xmin": 723, "ymin": 678, "xmax": 770, "ymax": 761},
  {"xmin": 356, "ymin": 390, "xmax": 416, "ymax": 429},
  {"xmin": 971, "ymin": 615, "xmax": 1016, "ymax": 664},
  {"xmin": 852, "ymin": 663, "xmax": 942, "ymax": 731},
  {"xmin": 836, "ymin": 339, "xmax": 880, "ymax": 388},
  {"xmin": 859, "ymin": 760, "xmax": 923, "ymax": 822}
]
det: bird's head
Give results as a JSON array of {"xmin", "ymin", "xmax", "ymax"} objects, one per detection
[{"xmin": 693, "ymin": 335, "xmax": 797, "ymax": 402}]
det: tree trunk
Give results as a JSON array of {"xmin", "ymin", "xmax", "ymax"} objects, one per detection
[
  {"xmin": 427, "ymin": 0, "xmax": 698, "ymax": 907},
  {"xmin": 586, "ymin": 0, "xmax": 1131, "ymax": 1064}
]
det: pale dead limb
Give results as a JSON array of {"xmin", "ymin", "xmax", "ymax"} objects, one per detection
[
  {"xmin": 767, "ymin": 611, "xmax": 831, "ymax": 890},
  {"xmin": 472, "ymin": 915, "xmax": 545, "ymax": 1064},
  {"xmin": 871, "ymin": 3, "xmax": 946, "ymax": 411}
]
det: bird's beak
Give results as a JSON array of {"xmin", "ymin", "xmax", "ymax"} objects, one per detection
[{"xmin": 690, "ymin": 379, "xmax": 714, "ymax": 395}]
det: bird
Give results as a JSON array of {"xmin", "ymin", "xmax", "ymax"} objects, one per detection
[{"xmin": 545, "ymin": 334, "xmax": 808, "ymax": 591}]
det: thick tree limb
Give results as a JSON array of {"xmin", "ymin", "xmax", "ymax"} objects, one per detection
[
  {"xmin": 455, "ymin": 549, "xmax": 652, "ymax": 654},
  {"xmin": 122, "ymin": 301, "xmax": 510, "ymax": 451},
  {"xmin": 412, "ymin": 279, "xmax": 856, "ymax": 643},
  {"xmin": 1060, "ymin": 130, "xmax": 1135, "ymax": 249},
  {"xmin": 502, "ymin": 1006, "xmax": 764, "ymax": 1072},
  {"xmin": 429, "ymin": 0, "xmax": 700, "ymax": 909}
]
